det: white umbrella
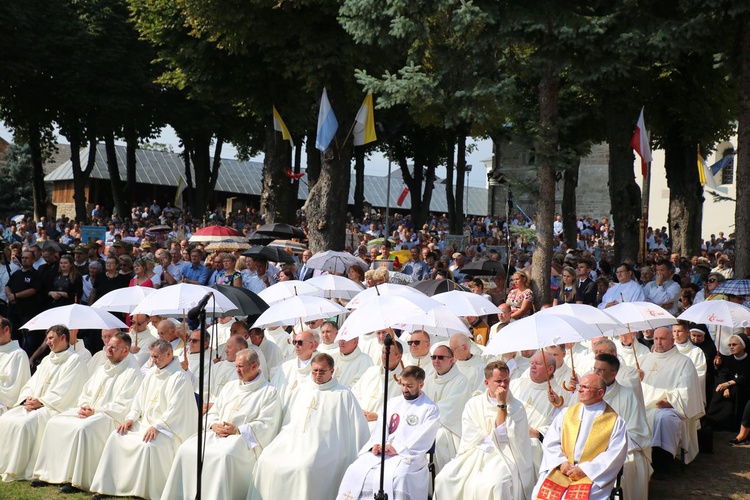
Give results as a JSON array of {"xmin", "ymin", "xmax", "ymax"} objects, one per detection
[
  {"xmin": 339, "ymin": 295, "xmax": 439, "ymax": 341},
  {"xmin": 431, "ymin": 290, "xmax": 500, "ymax": 317},
  {"xmin": 22, "ymin": 304, "xmax": 128, "ymax": 331},
  {"xmin": 603, "ymin": 301, "xmax": 676, "ymax": 333},
  {"xmin": 537, "ymin": 303, "xmax": 622, "ymax": 334},
  {"xmin": 91, "ymin": 287, "xmax": 157, "ymax": 314},
  {"xmin": 677, "ymin": 299, "xmax": 750, "ymax": 328},
  {"xmin": 346, "ymin": 283, "xmax": 430, "ymax": 310},
  {"xmin": 251, "ymin": 296, "xmax": 346, "ymax": 329},
  {"xmin": 257, "ymin": 280, "xmax": 323, "ymax": 305},
  {"xmin": 307, "ymin": 250, "xmax": 369, "ymax": 274},
  {"xmin": 484, "ymin": 314, "xmax": 601, "ymax": 356},
  {"xmin": 306, "ymin": 275, "xmax": 364, "ymax": 300},
  {"xmin": 11, "ymin": 214, "xmax": 25, "ymax": 223},
  {"xmin": 396, "ymin": 306, "xmax": 471, "ymax": 337},
  {"xmin": 130, "ymin": 283, "xmax": 239, "ymax": 317}
]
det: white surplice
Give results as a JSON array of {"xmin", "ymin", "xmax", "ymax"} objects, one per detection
[
  {"xmin": 0, "ymin": 347, "xmax": 87, "ymax": 481},
  {"xmin": 33, "ymin": 354, "xmax": 143, "ymax": 490},
  {"xmin": 270, "ymin": 353, "xmax": 316, "ymax": 408},
  {"xmin": 423, "ymin": 365, "xmax": 470, "ymax": 473},
  {"xmin": 616, "ymin": 338, "xmax": 650, "ymax": 369},
  {"xmin": 435, "ymin": 392, "xmax": 535, "ymax": 500},
  {"xmin": 249, "ymin": 378, "xmax": 369, "ymax": 500},
  {"xmin": 263, "ymin": 326, "xmax": 294, "ymax": 361},
  {"xmin": 352, "ymin": 363, "xmax": 405, "ymax": 432},
  {"xmin": 162, "ymin": 375, "xmax": 282, "ymax": 500},
  {"xmin": 676, "ymin": 341, "xmax": 708, "ymax": 407},
  {"xmin": 332, "ymin": 346, "xmax": 374, "ymax": 388},
  {"xmin": 209, "ymin": 359, "xmax": 238, "ymax": 400},
  {"xmin": 130, "ymin": 328, "xmax": 158, "ymax": 366},
  {"xmin": 90, "ymin": 358, "xmax": 198, "ymax": 499},
  {"xmin": 455, "ymin": 354, "xmax": 487, "ymax": 393},
  {"xmin": 257, "ymin": 337, "xmax": 283, "ymax": 377},
  {"xmin": 0, "ymin": 340, "xmax": 30, "ymax": 416},
  {"xmin": 337, "ymin": 392, "xmax": 440, "ymax": 500}
]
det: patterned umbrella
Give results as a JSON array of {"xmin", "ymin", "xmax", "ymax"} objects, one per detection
[
  {"xmin": 254, "ymin": 223, "xmax": 306, "ymax": 239},
  {"xmin": 713, "ymin": 279, "xmax": 750, "ymax": 297},
  {"xmin": 268, "ymin": 239, "xmax": 308, "ymax": 254},
  {"xmin": 189, "ymin": 225, "xmax": 243, "ymax": 243},
  {"xmin": 205, "ymin": 241, "xmax": 251, "ymax": 252}
]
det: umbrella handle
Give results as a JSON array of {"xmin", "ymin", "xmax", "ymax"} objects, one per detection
[
  {"xmin": 542, "ymin": 351, "xmax": 565, "ymax": 407},
  {"xmin": 561, "ymin": 345, "xmax": 576, "ymax": 392},
  {"xmin": 714, "ymin": 326, "xmax": 723, "ymax": 367}
]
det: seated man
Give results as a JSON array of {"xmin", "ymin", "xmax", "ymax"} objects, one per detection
[
  {"xmin": 333, "ymin": 336, "xmax": 373, "ymax": 388},
  {"xmin": 0, "ymin": 316, "xmax": 30, "ymax": 417},
  {"xmin": 270, "ymin": 330, "xmax": 319, "ymax": 408},
  {"xmin": 163, "ymin": 348, "xmax": 282, "ymax": 499},
  {"xmin": 90, "ymin": 338, "xmax": 198, "ymax": 499},
  {"xmin": 352, "ymin": 338, "xmax": 405, "ymax": 431},
  {"xmin": 449, "ymin": 334, "xmax": 486, "ymax": 393},
  {"xmin": 337, "ymin": 366, "xmax": 440, "ymax": 500}
]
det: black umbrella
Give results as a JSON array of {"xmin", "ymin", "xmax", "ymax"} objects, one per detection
[
  {"xmin": 460, "ymin": 260, "xmax": 508, "ymax": 277},
  {"xmin": 242, "ymin": 246, "xmax": 295, "ymax": 264},
  {"xmin": 210, "ymin": 285, "xmax": 269, "ymax": 322},
  {"xmin": 410, "ymin": 279, "xmax": 468, "ymax": 296},
  {"xmin": 248, "ymin": 232, "xmax": 276, "ymax": 247},
  {"xmin": 254, "ymin": 222, "xmax": 306, "ymax": 239}
]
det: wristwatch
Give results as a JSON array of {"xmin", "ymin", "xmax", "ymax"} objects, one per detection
[{"xmin": 497, "ymin": 404, "xmax": 507, "ymax": 410}]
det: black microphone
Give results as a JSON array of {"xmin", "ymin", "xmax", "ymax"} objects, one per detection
[{"xmin": 187, "ymin": 292, "xmax": 213, "ymax": 320}]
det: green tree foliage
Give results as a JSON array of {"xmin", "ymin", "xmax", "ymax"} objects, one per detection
[{"xmin": 0, "ymin": 143, "xmax": 34, "ymax": 218}]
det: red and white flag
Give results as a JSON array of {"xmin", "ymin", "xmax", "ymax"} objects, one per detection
[
  {"xmin": 630, "ymin": 107, "xmax": 653, "ymax": 177},
  {"xmin": 396, "ymin": 186, "xmax": 409, "ymax": 206}
]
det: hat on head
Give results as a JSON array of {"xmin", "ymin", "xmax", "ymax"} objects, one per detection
[
  {"xmin": 112, "ymin": 241, "xmax": 124, "ymax": 248},
  {"xmin": 141, "ymin": 241, "xmax": 153, "ymax": 249},
  {"xmin": 73, "ymin": 246, "xmax": 87, "ymax": 254}
]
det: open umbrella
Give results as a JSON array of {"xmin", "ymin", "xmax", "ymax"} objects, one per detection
[
  {"xmin": 346, "ymin": 283, "xmax": 430, "ymax": 310},
  {"xmin": 257, "ymin": 280, "xmax": 323, "ymax": 305},
  {"xmin": 678, "ymin": 299, "xmax": 750, "ymax": 365},
  {"xmin": 307, "ymin": 250, "xmax": 368, "ymax": 274},
  {"xmin": 396, "ymin": 306, "xmax": 471, "ymax": 338},
  {"xmin": 306, "ymin": 275, "xmax": 364, "ymax": 300},
  {"xmin": 254, "ymin": 222, "xmax": 306, "ymax": 239},
  {"xmin": 22, "ymin": 304, "xmax": 128, "ymax": 331},
  {"xmin": 366, "ymin": 238, "xmax": 396, "ymax": 248},
  {"xmin": 460, "ymin": 260, "xmax": 507, "ymax": 277},
  {"xmin": 338, "ymin": 295, "xmax": 439, "ymax": 341},
  {"xmin": 251, "ymin": 295, "xmax": 346, "ymax": 329},
  {"xmin": 431, "ymin": 290, "xmax": 500, "ymax": 317},
  {"xmin": 268, "ymin": 240, "xmax": 308, "ymax": 254},
  {"xmin": 247, "ymin": 232, "xmax": 276, "ymax": 247},
  {"xmin": 11, "ymin": 214, "xmax": 25, "ymax": 223},
  {"xmin": 131, "ymin": 283, "xmax": 239, "ymax": 317},
  {"xmin": 410, "ymin": 279, "xmax": 469, "ymax": 296},
  {"xmin": 712, "ymin": 280, "xmax": 750, "ymax": 297},
  {"xmin": 388, "ymin": 271, "xmax": 415, "ymax": 285},
  {"xmin": 189, "ymin": 226, "xmax": 243, "ymax": 243},
  {"xmin": 205, "ymin": 241, "xmax": 251, "ymax": 253},
  {"xmin": 147, "ymin": 224, "xmax": 172, "ymax": 233},
  {"xmin": 242, "ymin": 246, "xmax": 295, "ymax": 264},
  {"xmin": 91, "ymin": 287, "xmax": 158, "ymax": 314},
  {"xmin": 210, "ymin": 284, "xmax": 269, "ymax": 321},
  {"xmin": 485, "ymin": 314, "xmax": 599, "ymax": 355}
]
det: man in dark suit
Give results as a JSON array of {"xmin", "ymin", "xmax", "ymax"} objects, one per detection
[
  {"xmin": 575, "ymin": 258, "xmax": 598, "ymax": 306},
  {"xmin": 297, "ymin": 249, "xmax": 314, "ymax": 281}
]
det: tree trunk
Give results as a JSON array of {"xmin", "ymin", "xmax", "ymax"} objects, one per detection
[
  {"xmin": 562, "ymin": 157, "xmax": 580, "ymax": 250},
  {"xmin": 27, "ymin": 122, "xmax": 48, "ymax": 221},
  {"xmin": 530, "ymin": 67, "xmax": 559, "ymax": 309},
  {"xmin": 419, "ymin": 163, "xmax": 437, "ymax": 228},
  {"xmin": 124, "ymin": 127, "xmax": 138, "ymax": 207},
  {"xmin": 353, "ymin": 147, "xmax": 365, "ymax": 219},
  {"xmin": 663, "ymin": 135, "xmax": 703, "ymax": 257},
  {"xmin": 181, "ymin": 148, "xmax": 193, "ymax": 212},
  {"xmin": 445, "ymin": 141, "xmax": 456, "ymax": 231},
  {"xmin": 735, "ymin": 14, "xmax": 750, "ymax": 278},
  {"xmin": 453, "ymin": 133, "xmax": 467, "ymax": 235},
  {"xmin": 605, "ymin": 102, "xmax": 642, "ymax": 264},
  {"xmin": 104, "ymin": 133, "xmax": 128, "ymax": 220},
  {"xmin": 189, "ymin": 133, "xmax": 212, "ymax": 217},
  {"xmin": 209, "ymin": 135, "xmax": 223, "ymax": 195},
  {"xmin": 71, "ymin": 132, "xmax": 86, "ymax": 222},
  {"xmin": 261, "ymin": 126, "xmax": 295, "ymax": 224}
]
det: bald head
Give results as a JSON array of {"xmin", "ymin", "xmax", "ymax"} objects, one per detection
[
  {"xmin": 449, "ymin": 334, "xmax": 472, "ymax": 361},
  {"xmin": 652, "ymin": 327, "xmax": 675, "ymax": 353},
  {"xmin": 593, "ymin": 338, "xmax": 617, "ymax": 356}
]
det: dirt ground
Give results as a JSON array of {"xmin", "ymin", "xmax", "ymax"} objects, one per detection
[{"xmin": 649, "ymin": 430, "xmax": 750, "ymax": 499}]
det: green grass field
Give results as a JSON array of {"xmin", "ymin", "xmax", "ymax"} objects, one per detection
[{"xmin": 0, "ymin": 481, "xmax": 139, "ymax": 499}]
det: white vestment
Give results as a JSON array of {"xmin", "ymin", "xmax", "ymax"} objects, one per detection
[
  {"xmin": 604, "ymin": 382, "xmax": 652, "ymax": 500},
  {"xmin": 352, "ymin": 363, "xmax": 405, "ymax": 432},
  {"xmin": 424, "ymin": 365, "xmax": 470, "ymax": 473},
  {"xmin": 318, "ymin": 341, "xmax": 339, "ymax": 354},
  {"xmin": 332, "ymin": 346, "xmax": 374, "ymax": 388},
  {"xmin": 532, "ymin": 401, "xmax": 629, "ymax": 500},
  {"xmin": 71, "ymin": 340, "xmax": 92, "ymax": 374},
  {"xmin": 263, "ymin": 326, "xmax": 294, "ymax": 361},
  {"xmin": 337, "ymin": 392, "xmax": 440, "ymax": 500},
  {"xmin": 455, "ymin": 354, "xmax": 487, "ymax": 393},
  {"xmin": 644, "ymin": 280, "xmax": 681, "ymax": 314},
  {"xmin": 360, "ymin": 336, "xmax": 384, "ymax": 367},
  {"xmin": 257, "ymin": 337, "xmax": 283, "ymax": 377},
  {"xmin": 90, "ymin": 358, "xmax": 198, "ymax": 499},
  {"xmin": 616, "ymin": 340, "xmax": 650, "ymax": 369},
  {"xmin": 510, "ymin": 376, "xmax": 565, "ymax": 476},
  {"xmin": 598, "ymin": 280, "xmax": 645, "ymax": 309},
  {"xmin": 162, "ymin": 375, "xmax": 282, "ymax": 500},
  {"xmin": 676, "ymin": 341, "xmax": 707, "ymax": 407},
  {"xmin": 270, "ymin": 353, "xmax": 316, "ymax": 408},
  {"xmin": 510, "ymin": 353, "xmax": 532, "ymax": 380},
  {"xmin": 130, "ymin": 328, "xmax": 158, "ymax": 366},
  {"xmin": 250, "ymin": 378, "xmax": 369, "ymax": 500},
  {"xmin": 435, "ymin": 393, "xmax": 535, "ymax": 500},
  {"xmin": 33, "ymin": 355, "xmax": 143, "ymax": 490},
  {"xmin": 188, "ymin": 351, "xmax": 213, "ymax": 395},
  {"xmin": 0, "ymin": 347, "xmax": 88, "ymax": 481},
  {"xmin": 0, "ymin": 340, "xmax": 30, "ymax": 415},
  {"xmin": 640, "ymin": 347, "xmax": 704, "ymax": 463},
  {"xmin": 209, "ymin": 359, "xmax": 238, "ymax": 400},
  {"xmin": 402, "ymin": 352, "xmax": 436, "ymax": 380}
]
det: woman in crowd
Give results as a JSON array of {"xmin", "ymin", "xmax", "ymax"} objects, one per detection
[
  {"xmin": 347, "ymin": 264, "xmax": 365, "ymax": 287},
  {"xmin": 705, "ymin": 333, "xmax": 750, "ymax": 436},
  {"xmin": 506, "ymin": 270, "xmax": 533, "ymax": 319},
  {"xmin": 81, "ymin": 261, "xmax": 101, "ymax": 305},
  {"xmin": 130, "ymin": 258, "xmax": 155, "ymax": 288},
  {"xmin": 277, "ymin": 266, "xmax": 296, "ymax": 282},
  {"xmin": 48, "ymin": 254, "xmax": 83, "ymax": 307},
  {"xmin": 553, "ymin": 266, "xmax": 577, "ymax": 306},
  {"xmin": 217, "ymin": 253, "xmax": 243, "ymax": 287}
]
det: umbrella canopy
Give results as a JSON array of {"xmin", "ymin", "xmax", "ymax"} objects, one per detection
[
  {"xmin": 131, "ymin": 283, "xmax": 239, "ymax": 317},
  {"xmin": 91, "ymin": 287, "xmax": 158, "ymax": 314},
  {"xmin": 257, "ymin": 280, "xmax": 323, "ymax": 305},
  {"xmin": 254, "ymin": 222, "xmax": 306, "ymax": 239},
  {"xmin": 603, "ymin": 301, "xmax": 676, "ymax": 333},
  {"xmin": 366, "ymin": 238, "xmax": 396, "ymax": 248},
  {"xmin": 537, "ymin": 303, "xmax": 622, "ymax": 334},
  {"xmin": 306, "ymin": 275, "xmax": 364, "ymax": 300},
  {"xmin": 22, "ymin": 304, "xmax": 128, "ymax": 331},
  {"xmin": 189, "ymin": 226, "xmax": 243, "ymax": 243},
  {"xmin": 11, "ymin": 214, "xmax": 25, "ymax": 223},
  {"xmin": 268, "ymin": 239, "xmax": 308, "ymax": 254},
  {"xmin": 339, "ymin": 295, "xmax": 439, "ymax": 341},
  {"xmin": 346, "ymin": 283, "xmax": 430, "ymax": 310},
  {"xmin": 242, "ymin": 246, "xmax": 295, "ymax": 264},
  {"xmin": 247, "ymin": 232, "xmax": 276, "ymax": 247},
  {"xmin": 307, "ymin": 250, "xmax": 368, "ymax": 274},
  {"xmin": 396, "ymin": 306, "xmax": 471, "ymax": 338},
  {"xmin": 713, "ymin": 280, "xmax": 750, "ymax": 297},
  {"xmin": 205, "ymin": 240, "xmax": 251, "ymax": 252},
  {"xmin": 410, "ymin": 279, "xmax": 469, "ymax": 296},
  {"xmin": 252, "ymin": 295, "xmax": 346, "ymax": 329},
  {"xmin": 460, "ymin": 260, "xmax": 507, "ymax": 277},
  {"xmin": 432, "ymin": 290, "xmax": 500, "ymax": 317},
  {"xmin": 388, "ymin": 271, "xmax": 415, "ymax": 285},
  {"xmin": 677, "ymin": 299, "xmax": 750, "ymax": 328},
  {"xmin": 147, "ymin": 224, "xmax": 172, "ymax": 233},
  {"xmin": 210, "ymin": 284, "xmax": 270, "ymax": 321},
  {"xmin": 484, "ymin": 314, "xmax": 600, "ymax": 355}
]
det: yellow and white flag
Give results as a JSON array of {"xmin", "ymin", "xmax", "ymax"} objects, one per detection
[
  {"xmin": 273, "ymin": 105, "xmax": 294, "ymax": 147},
  {"xmin": 353, "ymin": 93, "xmax": 377, "ymax": 146},
  {"xmin": 175, "ymin": 174, "xmax": 186, "ymax": 208},
  {"xmin": 697, "ymin": 146, "xmax": 716, "ymax": 189}
]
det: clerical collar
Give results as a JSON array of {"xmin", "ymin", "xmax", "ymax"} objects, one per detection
[
  {"xmin": 298, "ymin": 357, "xmax": 312, "ymax": 367},
  {"xmin": 242, "ymin": 373, "xmax": 262, "ymax": 385},
  {"xmin": 583, "ymin": 400, "xmax": 606, "ymax": 411},
  {"xmin": 676, "ymin": 341, "xmax": 689, "ymax": 348},
  {"xmin": 734, "ymin": 353, "xmax": 748, "ymax": 361}
]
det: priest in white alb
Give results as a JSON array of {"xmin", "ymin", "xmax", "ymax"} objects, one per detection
[
  {"xmin": 317, "ymin": 320, "xmax": 340, "ymax": 354},
  {"xmin": 247, "ymin": 326, "xmax": 283, "ymax": 377},
  {"xmin": 32, "ymin": 332, "xmax": 143, "ymax": 493},
  {"xmin": 352, "ymin": 338, "xmax": 405, "ymax": 431},
  {"xmin": 449, "ymin": 334, "xmax": 487, "ymax": 393},
  {"xmin": 86, "ymin": 328, "xmax": 120, "ymax": 374},
  {"xmin": 673, "ymin": 321, "xmax": 707, "ymax": 407},
  {"xmin": 207, "ymin": 335, "xmax": 246, "ymax": 407},
  {"xmin": 598, "ymin": 263, "xmax": 645, "ymax": 309},
  {"xmin": 270, "ymin": 330, "xmax": 319, "ymax": 408},
  {"xmin": 0, "ymin": 325, "xmax": 87, "ymax": 482},
  {"xmin": 616, "ymin": 332, "xmax": 650, "ymax": 370},
  {"xmin": 250, "ymin": 353, "xmax": 369, "ymax": 500},
  {"xmin": 128, "ymin": 314, "xmax": 157, "ymax": 366},
  {"xmin": 90, "ymin": 338, "xmax": 198, "ymax": 499},
  {"xmin": 402, "ymin": 330, "xmax": 436, "ymax": 379},
  {"xmin": 0, "ymin": 316, "xmax": 30, "ymax": 417},
  {"xmin": 333, "ymin": 336, "xmax": 373, "ymax": 388},
  {"xmin": 162, "ymin": 348, "xmax": 282, "ymax": 500},
  {"xmin": 337, "ymin": 365, "xmax": 440, "ymax": 500},
  {"xmin": 435, "ymin": 360, "xmax": 535, "ymax": 500}
]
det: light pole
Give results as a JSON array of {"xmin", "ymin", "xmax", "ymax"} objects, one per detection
[{"xmin": 465, "ymin": 164, "xmax": 472, "ymax": 217}]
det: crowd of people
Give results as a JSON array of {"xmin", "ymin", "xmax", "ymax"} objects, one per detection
[{"xmin": 0, "ymin": 200, "xmax": 745, "ymax": 500}]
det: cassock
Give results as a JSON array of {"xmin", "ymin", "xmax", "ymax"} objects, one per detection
[
  {"xmin": 510, "ymin": 376, "xmax": 566, "ymax": 477},
  {"xmin": 455, "ymin": 354, "xmax": 487, "ymax": 393},
  {"xmin": 337, "ymin": 392, "xmax": 440, "ymax": 500},
  {"xmin": 675, "ymin": 341, "xmax": 707, "ymax": 407},
  {"xmin": 209, "ymin": 359, "xmax": 238, "ymax": 400},
  {"xmin": 435, "ymin": 393, "xmax": 535, "ymax": 500},
  {"xmin": 532, "ymin": 401, "xmax": 628, "ymax": 500},
  {"xmin": 640, "ymin": 347, "xmax": 704, "ymax": 463},
  {"xmin": 332, "ymin": 346, "xmax": 374, "ymax": 388},
  {"xmin": 0, "ymin": 340, "xmax": 30, "ymax": 416},
  {"xmin": 603, "ymin": 382, "xmax": 652, "ymax": 500},
  {"xmin": 90, "ymin": 357, "xmax": 198, "ymax": 499},
  {"xmin": 423, "ymin": 365, "xmax": 470, "ymax": 473},
  {"xmin": 598, "ymin": 280, "xmax": 645, "ymax": 309},
  {"xmin": 263, "ymin": 327, "xmax": 294, "ymax": 361},
  {"xmin": 270, "ymin": 353, "xmax": 316, "ymax": 408},
  {"xmin": 250, "ymin": 378, "xmax": 369, "ymax": 500},
  {"xmin": 33, "ymin": 354, "xmax": 143, "ymax": 491},
  {"xmin": 162, "ymin": 375, "xmax": 282, "ymax": 500},
  {"xmin": 0, "ymin": 346, "xmax": 88, "ymax": 481},
  {"xmin": 352, "ymin": 363, "xmax": 405, "ymax": 432}
]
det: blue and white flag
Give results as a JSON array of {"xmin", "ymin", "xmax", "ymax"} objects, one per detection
[
  {"xmin": 315, "ymin": 88, "xmax": 338, "ymax": 151},
  {"xmin": 709, "ymin": 153, "xmax": 735, "ymax": 176}
]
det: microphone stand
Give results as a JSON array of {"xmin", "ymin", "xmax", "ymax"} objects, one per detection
[
  {"xmin": 375, "ymin": 334, "xmax": 394, "ymax": 500},
  {"xmin": 505, "ymin": 184, "xmax": 514, "ymax": 289},
  {"xmin": 196, "ymin": 308, "xmax": 207, "ymax": 500}
]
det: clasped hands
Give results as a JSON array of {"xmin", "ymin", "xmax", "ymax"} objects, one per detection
[
  {"xmin": 560, "ymin": 461, "xmax": 587, "ymax": 481},
  {"xmin": 371, "ymin": 443, "xmax": 397, "ymax": 456}
]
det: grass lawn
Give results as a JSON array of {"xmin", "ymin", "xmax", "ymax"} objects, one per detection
[{"xmin": 0, "ymin": 481, "xmax": 139, "ymax": 499}]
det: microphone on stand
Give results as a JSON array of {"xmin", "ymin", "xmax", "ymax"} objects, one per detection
[{"xmin": 188, "ymin": 292, "xmax": 213, "ymax": 321}]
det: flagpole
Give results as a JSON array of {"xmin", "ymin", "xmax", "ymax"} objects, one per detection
[
  {"xmin": 640, "ymin": 160, "xmax": 651, "ymax": 265},
  {"xmin": 385, "ymin": 157, "xmax": 392, "ymax": 238}
]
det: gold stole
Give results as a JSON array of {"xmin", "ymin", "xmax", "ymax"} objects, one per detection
[
  {"xmin": 473, "ymin": 323, "xmax": 489, "ymax": 346},
  {"xmin": 536, "ymin": 402, "xmax": 617, "ymax": 500}
]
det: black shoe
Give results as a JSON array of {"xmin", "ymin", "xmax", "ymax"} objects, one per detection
[
  {"xmin": 30, "ymin": 480, "xmax": 49, "ymax": 488},
  {"xmin": 60, "ymin": 483, "xmax": 81, "ymax": 494},
  {"xmin": 730, "ymin": 437, "xmax": 741, "ymax": 444}
]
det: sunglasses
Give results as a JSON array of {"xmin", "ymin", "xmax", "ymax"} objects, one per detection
[
  {"xmin": 292, "ymin": 340, "xmax": 309, "ymax": 346},
  {"xmin": 431, "ymin": 355, "xmax": 452, "ymax": 361},
  {"xmin": 708, "ymin": 279, "xmax": 718, "ymax": 283},
  {"xmin": 188, "ymin": 339, "xmax": 201, "ymax": 343},
  {"xmin": 406, "ymin": 340, "xmax": 422, "ymax": 346}
]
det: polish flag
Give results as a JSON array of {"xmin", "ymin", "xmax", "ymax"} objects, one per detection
[
  {"xmin": 397, "ymin": 186, "xmax": 409, "ymax": 206},
  {"xmin": 630, "ymin": 107, "xmax": 653, "ymax": 177}
]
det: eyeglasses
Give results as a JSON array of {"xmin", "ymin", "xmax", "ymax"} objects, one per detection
[
  {"xmin": 431, "ymin": 355, "xmax": 452, "ymax": 361},
  {"xmin": 292, "ymin": 340, "xmax": 310, "ymax": 346},
  {"xmin": 188, "ymin": 339, "xmax": 201, "ymax": 343},
  {"xmin": 406, "ymin": 340, "xmax": 422, "ymax": 346},
  {"xmin": 708, "ymin": 279, "xmax": 718, "ymax": 283}
]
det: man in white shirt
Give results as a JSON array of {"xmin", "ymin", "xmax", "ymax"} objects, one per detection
[
  {"xmin": 598, "ymin": 263, "xmax": 645, "ymax": 309},
  {"xmin": 643, "ymin": 259, "xmax": 681, "ymax": 314}
]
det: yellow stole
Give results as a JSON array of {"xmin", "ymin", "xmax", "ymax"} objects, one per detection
[{"xmin": 536, "ymin": 402, "xmax": 617, "ymax": 500}]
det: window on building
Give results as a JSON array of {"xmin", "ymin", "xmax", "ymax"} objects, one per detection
[{"xmin": 721, "ymin": 157, "xmax": 734, "ymax": 185}]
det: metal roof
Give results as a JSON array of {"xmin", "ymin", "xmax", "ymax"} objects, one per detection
[{"xmin": 45, "ymin": 144, "xmax": 488, "ymax": 215}]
